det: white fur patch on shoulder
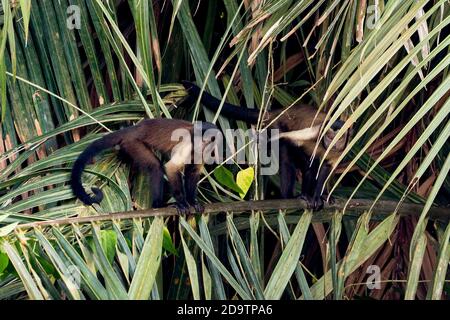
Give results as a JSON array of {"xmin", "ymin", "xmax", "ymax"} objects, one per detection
[
  {"xmin": 166, "ymin": 139, "xmax": 192, "ymax": 170},
  {"xmin": 272, "ymin": 125, "xmax": 320, "ymax": 146}
]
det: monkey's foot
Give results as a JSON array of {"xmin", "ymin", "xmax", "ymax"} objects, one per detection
[
  {"xmin": 152, "ymin": 200, "xmax": 164, "ymax": 209},
  {"xmin": 298, "ymin": 194, "xmax": 324, "ymax": 211},
  {"xmin": 298, "ymin": 193, "xmax": 309, "ymax": 202},
  {"xmin": 310, "ymin": 196, "xmax": 325, "ymax": 211},
  {"xmin": 325, "ymin": 194, "xmax": 335, "ymax": 205},
  {"xmin": 173, "ymin": 201, "xmax": 191, "ymax": 216},
  {"xmin": 189, "ymin": 201, "xmax": 205, "ymax": 214}
]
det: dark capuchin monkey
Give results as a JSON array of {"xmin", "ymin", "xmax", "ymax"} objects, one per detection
[
  {"xmin": 70, "ymin": 118, "xmax": 219, "ymax": 215},
  {"xmin": 182, "ymin": 81, "xmax": 352, "ymax": 210}
]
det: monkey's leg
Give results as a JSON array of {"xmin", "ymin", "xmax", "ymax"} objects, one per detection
[
  {"xmin": 279, "ymin": 143, "xmax": 296, "ymax": 198},
  {"xmin": 309, "ymin": 164, "xmax": 332, "ymax": 211},
  {"xmin": 298, "ymin": 154, "xmax": 316, "ymax": 197},
  {"xmin": 148, "ymin": 165, "xmax": 165, "ymax": 208},
  {"xmin": 122, "ymin": 142, "xmax": 165, "ymax": 208},
  {"xmin": 185, "ymin": 164, "xmax": 204, "ymax": 213},
  {"xmin": 165, "ymin": 162, "xmax": 191, "ymax": 215},
  {"xmin": 290, "ymin": 147, "xmax": 314, "ymax": 200},
  {"xmin": 299, "ymin": 168, "xmax": 314, "ymax": 199}
]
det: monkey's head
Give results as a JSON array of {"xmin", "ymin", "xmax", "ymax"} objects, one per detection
[{"xmin": 323, "ymin": 119, "xmax": 352, "ymax": 152}]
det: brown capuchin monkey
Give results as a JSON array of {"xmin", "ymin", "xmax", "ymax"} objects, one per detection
[
  {"xmin": 182, "ymin": 81, "xmax": 352, "ymax": 210},
  {"xmin": 70, "ymin": 118, "xmax": 219, "ymax": 215}
]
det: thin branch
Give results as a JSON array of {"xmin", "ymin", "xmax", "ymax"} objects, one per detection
[{"xmin": 15, "ymin": 198, "xmax": 449, "ymax": 230}]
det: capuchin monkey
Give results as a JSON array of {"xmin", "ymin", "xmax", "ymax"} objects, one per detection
[
  {"xmin": 70, "ymin": 118, "xmax": 219, "ymax": 215},
  {"xmin": 182, "ymin": 81, "xmax": 352, "ymax": 210}
]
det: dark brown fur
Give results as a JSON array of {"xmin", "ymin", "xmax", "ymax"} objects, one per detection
[
  {"xmin": 71, "ymin": 118, "xmax": 217, "ymax": 214},
  {"xmin": 183, "ymin": 82, "xmax": 351, "ymax": 210}
]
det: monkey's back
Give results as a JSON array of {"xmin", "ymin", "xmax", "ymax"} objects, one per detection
[
  {"xmin": 125, "ymin": 118, "xmax": 194, "ymax": 154},
  {"xmin": 268, "ymin": 105, "xmax": 327, "ymax": 132}
]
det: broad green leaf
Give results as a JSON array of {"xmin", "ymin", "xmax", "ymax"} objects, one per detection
[
  {"xmin": 100, "ymin": 230, "xmax": 117, "ymax": 264},
  {"xmin": 213, "ymin": 166, "xmax": 243, "ymax": 195},
  {"xmin": 236, "ymin": 167, "xmax": 254, "ymax": 199}
]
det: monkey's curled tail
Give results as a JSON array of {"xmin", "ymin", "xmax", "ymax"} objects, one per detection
[
  {"xmin": 70, "ymin": 132, "xmax": 122, "ymax": 205},
  {"xmin": 182, "ymin": 81, "xmax": 259, "ymax": 123}
]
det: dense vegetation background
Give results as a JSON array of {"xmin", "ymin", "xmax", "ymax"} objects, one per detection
[{"xmin": 0, "ymin": 0, "xmax": 448, "ymax": 300}]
